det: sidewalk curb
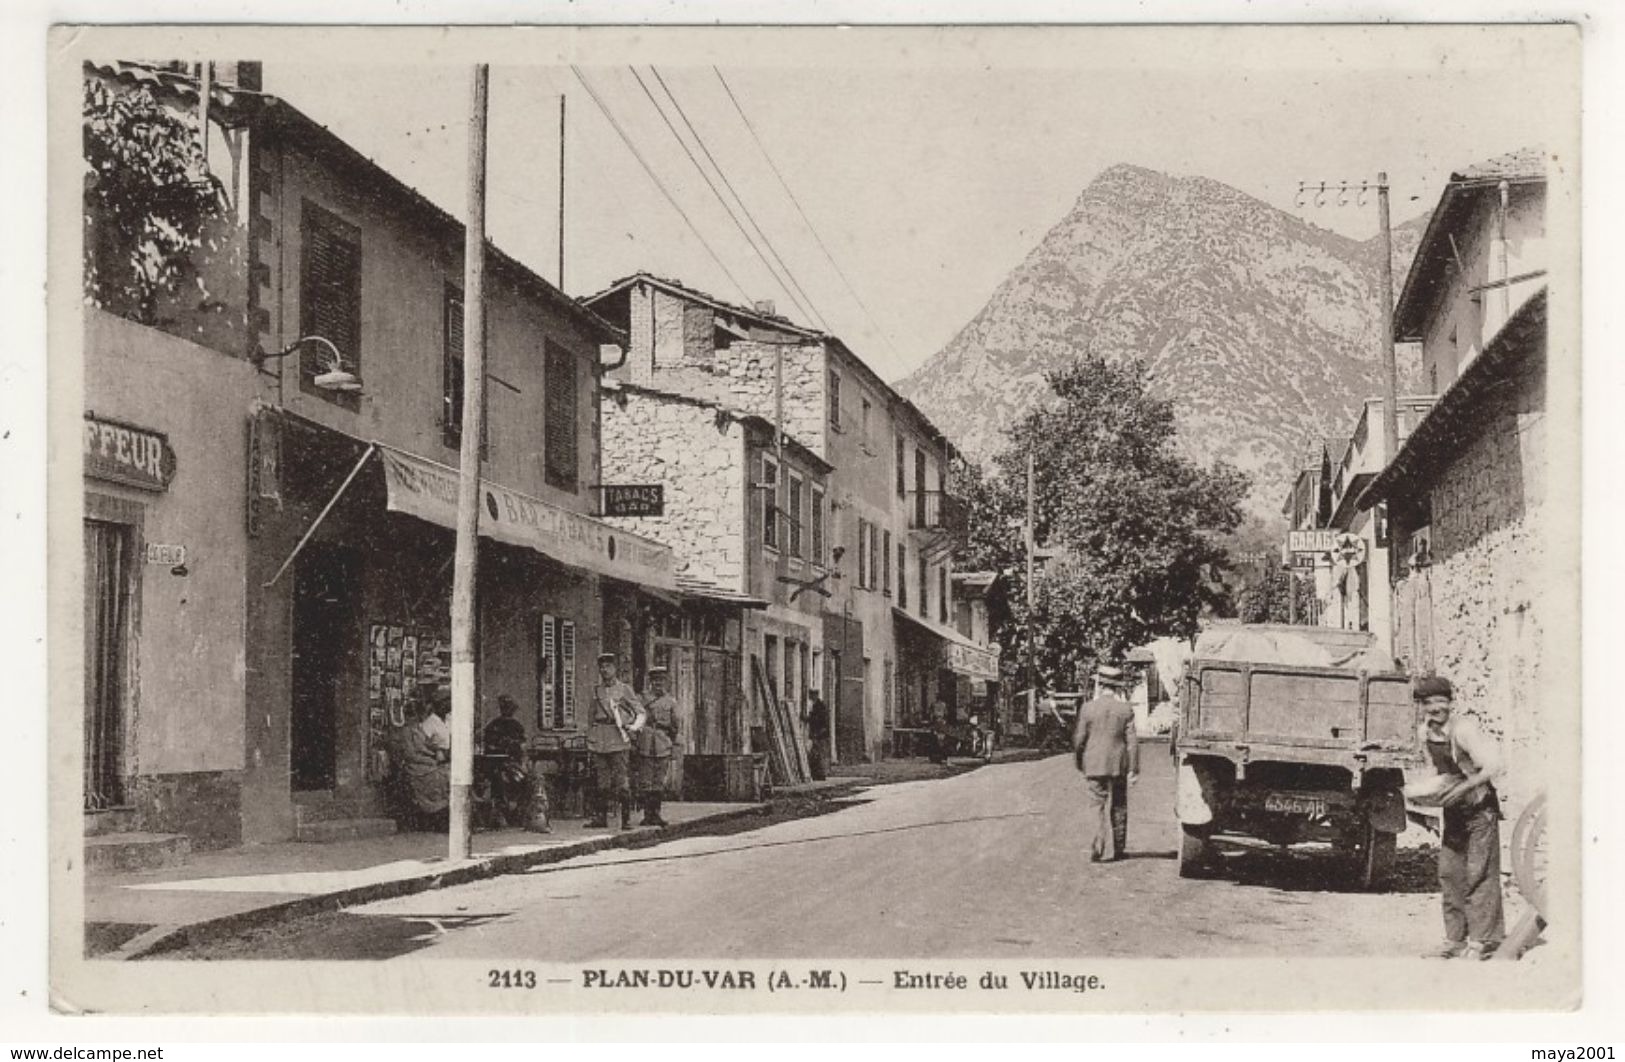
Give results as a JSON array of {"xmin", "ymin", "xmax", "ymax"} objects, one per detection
[{"xmin": 116, "ymin": 803, "xmax": 769, "ymax": 961}]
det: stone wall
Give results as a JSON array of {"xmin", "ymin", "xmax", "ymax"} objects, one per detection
[
  {"xmin": 1425, "ymin": 506, "xmax": 1549, "ymax": 818},
  {"xmin": 1403, "ymin": 345, "xmax": 1551, "ymax": 818},
  {"xmin": 629, "ymin": 285, "xmax": 830, "ymax": 462},
  {"xmin": 601, "ymin": 390, "xmax": 746, "ymax": 589}
]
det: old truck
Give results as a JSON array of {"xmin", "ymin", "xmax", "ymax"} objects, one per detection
[{"xmin": 1172, "ymin": 624, "xmax": 1421, "ymax": 889}]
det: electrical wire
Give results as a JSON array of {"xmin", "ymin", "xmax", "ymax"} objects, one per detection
[
  {"xmin": 569, "ymin": 65, "xmax": 753, "ymax": 303},
  {"xmin": 713, "ymin": 66, "xmax": 904, "ymax": 362},
  {"xmin": 627, "ymin": 66, "xmax": 822, "ymax": 330},
  {"xmin": 648, "ymin": 66, "xmax": 832, "ymax": 333}
]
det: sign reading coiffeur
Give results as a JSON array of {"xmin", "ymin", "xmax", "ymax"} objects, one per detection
[{"xmin": 84, "ymin": 414, "xmax": 175, "ymax": 492}]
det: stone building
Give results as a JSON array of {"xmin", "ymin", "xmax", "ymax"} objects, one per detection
[
  {"xmin": 1320, "ymin": 396, "xmax": 1437, "ymax": 643},
  {"xmin": 600, "ymin": 382, "xmax": 834, "ymax": 775},
  {"xmin": 79, "ymin": 61, "xmax": 679, "ymax": 857},
  {"xmin": 1357, "ymin": 148, "xmax": 1554, "ymax": 816},
  {"xmin": 586, "ymin": 274, "xmax": 969, "ymax": 762}
]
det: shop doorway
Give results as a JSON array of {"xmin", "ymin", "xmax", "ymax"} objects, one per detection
[
  {"xmin": 290, "ymin": 542, "xmax": 360, "ymax": 793},
  {"xmin": 84, "ymin": 518, "xmax": 133, "ymax": 810}
]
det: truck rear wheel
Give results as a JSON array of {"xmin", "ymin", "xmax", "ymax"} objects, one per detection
[
  {"xmin": 1352, "ymin": 820, "xmax": 1397, "ymax": 890},
  {"xmin": 1179, "ymin": 825, "xmax": 1215, "ymax": 879}
]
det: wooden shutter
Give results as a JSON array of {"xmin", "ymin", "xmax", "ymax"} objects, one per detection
[
  {"xmin": 544, "ymin": 342, "xmax": 578, "ymax": 491},
  {"xmin": 299, "ymin": 203, "xmax": 362, "ymax": 405},
  {"xmin": 442, "ymin": 286, "xmax": 488, "ymax": 455},
  {"xmin": 539, "ymin": 613, "xmax": 557, "ymax": 729},
  {"xmin": 560, "ymin": 620, "xmax": 577, "ymax": 727}
]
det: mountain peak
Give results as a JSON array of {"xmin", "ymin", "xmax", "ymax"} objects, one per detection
[{"xmin": 899, "ymin": 165, "xmax": 1424, "ymax": 521}]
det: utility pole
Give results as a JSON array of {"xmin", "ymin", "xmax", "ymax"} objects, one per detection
[
  {"xmin": 1297, "ymin": 176, "xmax": 1399, "ymax": 462},
  {"xmin": 558, "ymin": 94, "xmax": 566, "ymax": 289},
  {"xmin": 1025, "ymin": 449, "xmax": 1036, "ymax": 724},
  {"xmin": 449, "ymin": 64, "xmax": 489, "ymax": 861},
  {"xmin": 1376, "ymin": 173, "xmax": 1399, "ymax": 465}
]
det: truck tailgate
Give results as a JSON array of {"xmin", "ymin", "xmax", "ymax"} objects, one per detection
[{"xmin": 1187, "ymin": 661, "xmax": 1417, "ymax": 753}]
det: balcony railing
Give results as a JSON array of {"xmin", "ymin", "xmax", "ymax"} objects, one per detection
[{"xmin": 906, "ymin": 490, "xmax": 967, "ymax": 534}]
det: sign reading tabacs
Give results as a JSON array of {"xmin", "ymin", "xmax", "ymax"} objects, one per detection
[
  {"xmin": 601, "ymin": 484, "xmax": 665, "ymax": 518},
  {"xmin": 84, "ymin": 414, "xmax": 175, "ymax": 491}
]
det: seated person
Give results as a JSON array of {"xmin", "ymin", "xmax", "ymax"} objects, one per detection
[
  {"xmin": 483, "ymin": 695, "xmax": 528, "ymax": 759},
  {"xmin": 481, "ymin": 695, "xmax": 542, "ymax": 829},
  {"xmin": 396, "ymin": 697, "xmax": 450, "ymax": 831},
  {"xmin": 422, "ymin": 687, "xmax": 453, "ymax": 761}
]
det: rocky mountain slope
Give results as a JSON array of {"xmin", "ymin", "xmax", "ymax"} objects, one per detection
[{"xmin": 897, "ymin": 164, "xmax": 1427, "ymax": 521}]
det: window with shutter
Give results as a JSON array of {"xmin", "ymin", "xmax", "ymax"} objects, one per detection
[
  {"xmin": 560, "ymin": 620, "xmax": 577, "ymax": 727},
  {"xmin": 810, "ymin": 486, "xmax": 825, "ymax": 565},
  {"xmin": 895, "ymin": 435, "xmax": 907, "ymax": 497},
  {"xmin": 442, "ymin": 285, "xmax": 488, "ymax": 456},
  {"xmin": 898, "ymin": 541, "xmax": 907, "ymax": 608},
  {"xmin": 298, "ymin": 202, "xmax": 362, "ymax": 410},
  {"xmin": 762, "ymin": 456, "xmax": 779, "ymax": 550},
  {"xmin": 857, "ymin": 520, "xmax": 869, "ymax": 588},
  {"xmin": 539, "ymin": 613, "xmax": 557, "ymax": 729},
  {"xmin": 788, "ymin": 473, "xmax": 804, "ymax": 558},
  {"xmin": 544, "ymin": 342, "xmax": 578, "ymax": 492},
  {"xmin": 882, "ymin": 529, "xmax": 892, "ymax": 596}
]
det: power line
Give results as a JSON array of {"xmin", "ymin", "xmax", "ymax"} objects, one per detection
[
  {"xmin": 569, "ymin": 65, "xmax": 753, "ymax": 303},
  {"xmin": 648, "ymin": 66, "xmax": 832, "ymax": 334},
  {"xmin": 713, "ymin": 66, "xmax": 904, "ymax": 363},
  {"xmin": 627, "ymin": 66, "xmax": 823, "ymax": 331}
]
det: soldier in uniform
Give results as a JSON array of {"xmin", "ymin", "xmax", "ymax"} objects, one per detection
[
  {"xmin": 585, "ymin": 652, "xmax": 646, "ymax": 830},
  {"xmin": 634, "ymin": 666, "xmax": 680, "ymax": 827}
]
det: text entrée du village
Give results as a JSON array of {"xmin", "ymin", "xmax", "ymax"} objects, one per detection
[{"xmin": 554, "ymin": 968, "xmax": 1105, "ymax": 994}]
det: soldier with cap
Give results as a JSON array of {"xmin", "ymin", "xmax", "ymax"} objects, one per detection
[
  {"xmin": 634, "ymin": 666, "xmax": 681, "ymax": 826},
  {"xmin": 1414, "ymin": 674, "xmax": 1507, "ymax": 960},
  {"xmin": 585, "ymin": 652, "xmax": 646, "ymax": 830},
  {"xmin": 1072, "ymin": 663, "xmax": 1140, "ymax": 863}
]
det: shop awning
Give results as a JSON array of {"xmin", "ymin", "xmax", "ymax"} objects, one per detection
[
  {"xmin": 675, "ymin": 571, "xmax": 770, "ymax": 610},
  {"xmin": 379, "ymin": 445, "xmax": 678, "ymax": 592},
  {"xmin": 892, "ymin": 606, "xmax": 1001, "ymax": 681}
]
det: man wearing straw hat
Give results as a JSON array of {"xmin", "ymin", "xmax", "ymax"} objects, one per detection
[{"xmin": 1072, "ymin": 663, "xmax": 1140, "ymax": 863}]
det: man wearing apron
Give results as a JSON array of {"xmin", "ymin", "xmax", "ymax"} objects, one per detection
[
  {"xmin": 586, "ymin": 652, "xmax": 646, "ymax": 830},
  {"xmin": 1416, "ymin": 675, "xmax": 1506, "ymax": 960}
]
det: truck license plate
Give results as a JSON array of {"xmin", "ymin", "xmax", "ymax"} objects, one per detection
[{"xmin": 1264, "ymin": 793, "xmax": 1326, "ymax": 817}]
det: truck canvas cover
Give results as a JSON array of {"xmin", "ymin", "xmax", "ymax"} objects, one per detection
[{"xmin": 1193, "ymin": 624, "xmax": 1396, "ymax": 672}]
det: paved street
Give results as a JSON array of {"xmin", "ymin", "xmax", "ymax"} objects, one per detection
[{"xmin": 177, "ymin": 747, "xmax": 1444, "ymax": 961}]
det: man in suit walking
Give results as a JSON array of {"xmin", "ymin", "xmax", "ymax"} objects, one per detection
[{"xmin": 1073, "ymin": 663, "xmax": 1140, "ymax": 862}]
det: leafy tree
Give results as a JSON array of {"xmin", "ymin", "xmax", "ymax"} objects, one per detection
[
  {"xmin": 83, "ymin": 73, "xmax": 231, "ymax": 325},
  {"xmin": 963, "ymin": 356, "xmax": 1248, "ymax": 690},
  {"xmin": 1237, "ymin": 563, "xmax": 1317, "ymax": 625}
]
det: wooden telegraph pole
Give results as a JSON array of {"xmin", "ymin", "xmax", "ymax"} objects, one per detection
[
  {"xmin": 1025, "ymin": 450, "xmax": 1036, "ymax": 724},
  {"xmin": 450, "ymin": 64, "xmax": 490, "ymax": 860}
]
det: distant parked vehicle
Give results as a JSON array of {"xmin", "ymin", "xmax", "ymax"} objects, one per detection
[{"xmin": 1172, "ymin": 624, "xmax": 1422, "ymax": 890}]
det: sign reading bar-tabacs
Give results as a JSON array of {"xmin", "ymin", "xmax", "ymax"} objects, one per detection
[
  {"xmin": 1287, "ymin": 529, "xmax": 1338, "ymax": 554},
  {"xmin": 601, "ymin": 484, "xmax": 664, "ymax": 518},
  {"xmin": 379, "ymin": 447, "xmax": 678, "ymax": 592},
  {"xmin": 84, "ymin": 414, "xmax": 175, "ymax": 491},
  {"xmin": 946, "ymin": 639, "xmax": 1000, "ymax": 681}
]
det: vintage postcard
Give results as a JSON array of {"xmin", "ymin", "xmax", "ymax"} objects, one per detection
[{"xmin": 45, "ymin": 22, "xmax": 1582, "ymax": 1016}]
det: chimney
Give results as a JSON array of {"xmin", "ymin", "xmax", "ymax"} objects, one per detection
[
  {"xmin": 220, "ymin": 62, "xmax": 262, "ymax": 92},
  {"xmin": 753, "ymin": 299, "xmax": 776, "ymax": 318}
]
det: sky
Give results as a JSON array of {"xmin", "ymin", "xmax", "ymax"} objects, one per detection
[{"xmin": 261, "ymin": 26, "xmax": 1575, "ymax": 383}]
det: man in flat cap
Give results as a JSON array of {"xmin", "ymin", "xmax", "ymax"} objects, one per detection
[
  {"xmin": 633, "ymin": 666, "xmax": 680, "ymax": 827},
  {"xmin": 1072, "ymin": 663, "xmax": 1140, "ymax": 863},
  {"xmin": 1415, "ymin": 675, "xmax": 1506, "ymax": 960},
  {"xmin": 586, "ymin": 652, "xmax": 645, "ymax": 830}
]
